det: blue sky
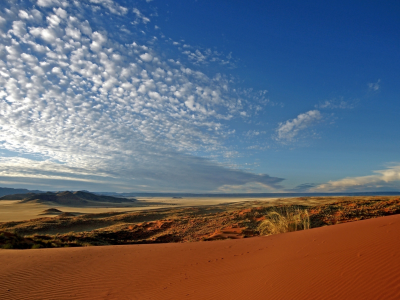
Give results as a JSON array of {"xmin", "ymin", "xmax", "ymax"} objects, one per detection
[{"xmin": 0, "ymin": 0, "xmax": 399, "ymax": 193}]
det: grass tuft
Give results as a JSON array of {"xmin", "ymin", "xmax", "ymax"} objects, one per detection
[{"xmin": 258, "ymin": 206, "xmax": 310, "ymax": 236}]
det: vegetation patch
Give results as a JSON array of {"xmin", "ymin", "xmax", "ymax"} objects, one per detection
[
  {"xmin": 258, "ymin": 206, "xmax": 310, "ymax": 235},
  {"xmin": 1, "ymin": 196, "xmax": 400, "ymax": 249}
]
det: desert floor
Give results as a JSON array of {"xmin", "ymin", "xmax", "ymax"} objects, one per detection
[
  {"xmin": 1, "ymin": 213, "xmax": 400, "ymax": 299},
  {"xmin": 0, "ymin": 197, "xmax": 287, "ymax": 222}
]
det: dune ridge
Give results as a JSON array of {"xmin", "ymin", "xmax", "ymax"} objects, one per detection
[{"xmin": 1, "ymin": 214, "xmax": 400, "ymax": 299}]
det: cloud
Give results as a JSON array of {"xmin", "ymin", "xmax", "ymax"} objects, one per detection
[
  {"xmin": 139, "ymin": 52, "xmax": 153, "ymax": 62},
  {"xmin": 0, "ymin": 157, "xmax": 111, "ymax": 182},
  {"xmin": 368, "ymin": 79, "xmax": 380, "ymax": 91},
  {"xmin": 88, "ymin": 0, "xmax": 128, "ymax": 15},
  {"xmin": 311, "ymin": 165, "xmax": 400, "ymax": 192},
  {"xmin": 316, "ymin": 98, "xmax": 354, "ymax": 110},
  {"xmin": 18, "ymin": 10, "xmax": 33, "ymax": 20},
  {"xmin": 54, "ymin": 8, "xmax": 67, "ymax": 19},
  {"xmin": 34, "ymin": 27, "xmax": 58, "ymax": 42},
  {"xmin": 168, "ymin": 40, "xmax": 236, "ymax": 67},
  {"xmin": 132, "ymin": 8, "xmax": 150, "ymax": 24},
  {"xmin": 37, "ymin": 0, "xmax": 61, "ymax": 7},
  {"xmin": 0, "ymin": 16, "xmax": 6, "ymax": 26},
  {"xmin": 11, "ymin": 20, "xmax": 27, "ymax": 37},
  {"xmin": 0, "ymin": 0, "xmax": 279, "ymax": 192},
  {"xmin": 286, "ymin": 183, "xmax": 317, "ymax": 192},
  {"xmin": 276, "ymin": 110, "xmax": 322, "ymax": 142},
  {"xmin": 216, "ymin": 181, "xmax": 283, "ymax": 193},
  {"xmin": 0, "ymin": 154, "xmax": 284, "ymax": 192},
  {"xmin": 245, "ymin": 130, "xmax": 266, "ymax": 137}
]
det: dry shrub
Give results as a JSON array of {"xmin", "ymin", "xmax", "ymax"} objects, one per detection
[{"xmin": 258, "ymin": 207, "xmax": 310, "ymax": 236}]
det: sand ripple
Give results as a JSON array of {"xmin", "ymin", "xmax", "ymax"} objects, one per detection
[{"xmin": 1, "ymin": 215, "xmax": 400, "ymax": 299}]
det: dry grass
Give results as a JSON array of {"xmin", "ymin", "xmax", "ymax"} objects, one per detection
[{"xmin": 258, "ymin": 206, "xmax": 310, "ymax": 236}]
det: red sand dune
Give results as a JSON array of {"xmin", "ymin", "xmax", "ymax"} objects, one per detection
[{"xmin": 1, "ymin": 215, "xmax": 400, "ymax": 300}]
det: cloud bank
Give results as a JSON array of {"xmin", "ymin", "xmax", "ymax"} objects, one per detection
[{"xmin": 311, "ymin": 165, "xmax": 400, "ymax": 192}]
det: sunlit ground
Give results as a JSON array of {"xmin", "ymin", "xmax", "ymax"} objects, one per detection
[
  {"xmin": 0, "ymin": 197, "xmax": 287, "ymax": 222},
  {"xmin": 0, "ymin": 196, "xmax": 355, "ymax": 223}
]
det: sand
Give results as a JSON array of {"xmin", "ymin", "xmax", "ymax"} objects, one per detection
[
  {"xmin": 0, "ymin": 200, "xmax": 52, "ymax": 222},
  {"xmin": 0, "ymin": 197, "xmax": 280, "ymax": 222},
  {"xmin": 1, "ymin": 214, "xmax": 400, "ymax": 299}
]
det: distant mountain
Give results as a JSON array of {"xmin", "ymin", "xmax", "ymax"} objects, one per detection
[
  {"xmin": 0, "ymin": 193, "xmax": 38, "ymax": 200},
  {"xmin": 0, "ymin": 191, "xmax": 135, "ymax": 206},
  {"xmin": 95, "ymin": 191, "xmax": 400, "ymax": 198},
  {"xmin": 0, "ymin": 187, "xmax": 45, "ymax": 197}
]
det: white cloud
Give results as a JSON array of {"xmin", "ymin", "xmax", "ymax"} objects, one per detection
[
  {"xmin": 88, "ymin": 0, "xmax": 128, "ymax": 15},
  {"xmin": 18, "ymin": 10, "xmax": 32, "ymax": 20},
  {"xmin": 21, "ymin": 53, "xmax": 39, "ymax": 64},
  {"xmin": 311, "ymin": 165, "xmax": 400, "ymax": 192},
  {"xmin": 132, "ymin": 8, "xmax": 150, "ymax": 24},
  {"xmin": 46, "ymin": 14, "xmax": 61, "ymax": 27},
  {"xmin": 175, "ymin": 42, "xmax": 236, "ymax": 67},
  {"xmin": 140, "ymin": 52, "xmax": 153, "ymax": 62},
  {"xmin": 245, "ymin": 130, "xmax": 266, "ymax": 137},
  {"xmin": 40, "ymin": 28, "xmax": 58, "ymax": 42},
  {"xmin": 90, "ymin": 31, "xmax": 107, "ymax": 52},
  {"xmin": 276, "ymin": 110, "xmax": 322, "ymax": 141},
  {"xmin": 54, "ymin": 8, "xmax": 68, "ymax": 19},
  {"xmin": 51, "ymin": 66, "xmax": 63, "ymax": 74},
  {"xmin": 29, "ymin": 27, "xmax": 58, "ymax": 43},
  {"xmin": 368, "ymin": 79, "xmax": 380, "ymax": 91},
  {"xmin": 65, "ymin": 27, "xmax": 81, "ymax": 39},
  {"xmin": 0, "ymin": 0, "xmax": 278, "ymax": 192},
  {"xmin": 37, "ymin": 0, "xmax": 61, "ymax": 7},
  {"xmin": 11, "ymin": 20, "xmax": 27, "ymax": 37},
  {"xmin": 316, "ymin": 98, "xmax": 353, "ymax": 109}
]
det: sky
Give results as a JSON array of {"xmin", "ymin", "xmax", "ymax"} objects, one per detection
[{"xmin": 0, "ymin": 0, "xmax": 399, "ymax": 193}]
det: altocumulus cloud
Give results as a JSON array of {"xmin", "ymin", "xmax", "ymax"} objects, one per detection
[{"xmin": 0, "ymin": 0, "xmax": 282, "ymax": 192}]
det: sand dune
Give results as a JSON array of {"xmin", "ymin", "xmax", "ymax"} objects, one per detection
[{"xmin": 1, "ymin": 214, "xmax": 400, "ymax": 299}]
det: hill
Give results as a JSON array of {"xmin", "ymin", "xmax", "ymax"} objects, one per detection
[
  {"xmin": 0, "ymin": 187, "xmax": 44, "ymax": 197},
  {"xmin": 0, "ymin": 191, "xmax": 135, "ymax": 206},
  {"xmin": 0, "ymin": 193, "xmax": 38, "ymax": 200}
]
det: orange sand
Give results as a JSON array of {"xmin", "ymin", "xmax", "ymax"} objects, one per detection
[{"xmin": 1, "ymin": 214, "xmax": 400, "ymax": 299}]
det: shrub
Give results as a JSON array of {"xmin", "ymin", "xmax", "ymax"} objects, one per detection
[
  {"xmin": 258, "ymin": 207, "xmax": 310, "ymax": 236},
  {"xmin": 2, "ymin": 243, "xmax": 13, "ymax": 249}
]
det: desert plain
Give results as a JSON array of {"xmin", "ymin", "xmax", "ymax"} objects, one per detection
[
  {"xmin": 1, "ymin": 195, "xmax": 400, "ymax": 299},
  {"xmin": 0, "ymin": 196, "xmax": 282, "ymax": 222}
]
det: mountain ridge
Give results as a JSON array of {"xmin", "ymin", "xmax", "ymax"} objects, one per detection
[{"xmin": 0, "ymin": 191, "xmax": 135, "ymax": 206}]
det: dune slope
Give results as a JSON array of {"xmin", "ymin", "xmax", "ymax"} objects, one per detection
[{"xmin": 1, "ymin": 215, "xmax": 400, "ymax": 300}]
